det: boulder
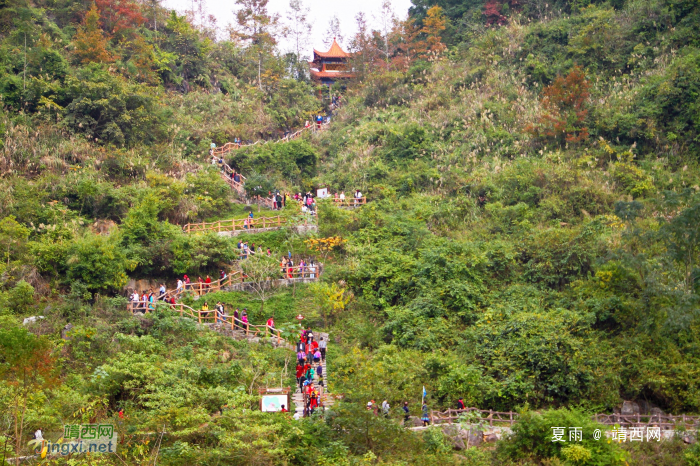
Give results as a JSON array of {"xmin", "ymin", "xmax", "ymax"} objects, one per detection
[
  {"xmin": 483, "ymin": 431, "xmax": 500, "ymax": 443},
  {"xmin": 407, "ymin": 416, "xmax": 424, "ymax": 427},
  {"xmin": 638, "ymin": 400, "xmax": 661, "ymax": 415},
  {"xmin": 650, "ymin": 407, "xmax": 665, "ymax": 417},
  {"xmin": 621, "ymin": 401, "xmax": 640, "ymax": 415},
  {"xmin": 23, "ymin": 316, "xmax": 45, "ymax": 325},
  {"xmin": 463, "ymin": 428, "xmax": 483, "ymax": 447},
  {"xmin": 442, "ymin": 425, "xmax": 466, "ymax": 450},
  {"xmin": 61, "ymin": 323, "xmax": 74, "ymax": 340}
]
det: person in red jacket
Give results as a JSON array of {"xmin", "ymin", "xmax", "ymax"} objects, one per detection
[{"xmin": 296, "ymin": 363, "xmax": 304, "ymax": 388}]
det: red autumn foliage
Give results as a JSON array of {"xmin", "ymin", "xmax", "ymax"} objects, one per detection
[
  {"xmin": 485, "ymin": 0, "xmax": 521, "ymax": 26},
  {"xmin": 95, "ymin": 0, "xmax": 145, "ymax": 35},
  {"xmin": 485, "ymin": 0, "xmax": 507, "ymax": 26},
  {"xmin": 527, "ymin": 66, "xmax": 591, "ymax": 146}
]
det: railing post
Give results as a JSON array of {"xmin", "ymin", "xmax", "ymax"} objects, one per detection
[{"xmin": 198, "ymin": 312, "xmax": 202, "ymax": 324}]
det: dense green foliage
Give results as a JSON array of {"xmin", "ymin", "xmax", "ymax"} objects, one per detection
[{"xmin": 2, "ymin": 0, "xmax": 700, "ymax": 463}]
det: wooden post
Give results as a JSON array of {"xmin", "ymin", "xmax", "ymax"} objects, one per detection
[
  {"xmin": 277, "ymin": 330, "xmax": 281, "ymax": 345},
  {"xmin": 218, "ymin": 221, "xmax": 221, "ymax": 233},
  {"xmin": 198, "ymin": 311, "xmax": 202, "ymax": 324},
  {"xmin": 489, "ymin": 410, "xmax": 493, "ymax": 427}
]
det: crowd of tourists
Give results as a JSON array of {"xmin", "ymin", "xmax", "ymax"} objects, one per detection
[
  {"xmin": 264, "ymin": 190, "xmax": 318, "ymax": 213},
  {"xmin": 129, "ymin": 251, "xmax": 319, "ymax": 314},
  {"xmin": 295, "ymin": 327, "xmax": 327, "ymax": 417},
  {"xmin": 280, "ymin": 256, "xmax": 317, "ymax": 279}
]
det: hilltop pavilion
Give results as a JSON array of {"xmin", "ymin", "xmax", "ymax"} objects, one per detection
[{"xmin": 309, "ymin": 38, "xmax": 355, "ymax": 86}]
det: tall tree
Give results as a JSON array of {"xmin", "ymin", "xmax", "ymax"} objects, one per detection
[
  {"xmin": 323, "ymin": 15, "xmax": 343, "ymax": 47},
  {"xmin": 374, "ymin": 0, "xmax": 397, "ymax": 66},
  {"xmin": 95, "ymin": 0, "xmax": 145, "ymax": 35},
  {"xmin": 420, "ymin": 5, "xmax": 446, "ymax": 55},
  {"xmin": 0, "ymin": 323, "xmax": 57, "ymax": 465},
  {"xmin": 284, "ymin": 0, "xmax": 311, "ymax": 62},
  {"xmin": 233, "ymin": 0, "xmax": 279, "ymax": 90},
  {"xmin": 72, "ymin": 4, "xmax": 113, "ymax": 64},
  {"xmin": 349, "ymin": 12, "xmax": 374, "ymax": 79},
  {"xmin": 394, "ymin": 17, "xmax": 421, "ymax": 68},
  {"xmin": 240, "ymin": 254, "xmax": 283, "ymax": 314},
  {"xmin": 527, "ymin": 66, "xmax": 591, "ymax": 146}
]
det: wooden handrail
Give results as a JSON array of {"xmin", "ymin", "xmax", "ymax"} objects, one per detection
[
  {"xmin": 331, "ymin": 197, "xmax": 367, "ymax": 207},
  {"xmin": 277, "ymin": 263, "xmax": 322, "ymax": 279},
  {"xmin": 210, "ymin": 120, "xmax": 331, "ymax": 157},
  {"xmin": 128, "ymin": 263, "xmax": 322, "ymax": 315},
  {"xmin": 126, "ymin": 301, "xmax": 280, "ymax": 342},
  {"xmin": 182, "ymin": 215, "xmax": 289, "ymax": 234},
  {"xmin": 428, "ymin": 408, "xmax": 700, "ymax": 428}
]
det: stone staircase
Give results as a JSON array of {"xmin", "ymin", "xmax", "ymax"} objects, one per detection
[
  {"xmin": 291, "ymin": 332, "xmax": 335, "ymax": 419},
  {"xmin": 205, "ymin": 324, "xmax": 334, "ymax": 418}
]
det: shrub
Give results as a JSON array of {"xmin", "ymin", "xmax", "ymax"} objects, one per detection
[
  {"xmin": 66, "ymin": 232, "xmax": 135, "ymax": 293},
  {"xmin": 527, "ymin": 66, "xmax": 591, "ymax": 147},
  {"xmin": 498, "ymin": 408, "xmax": 627, "ymax": 465}
]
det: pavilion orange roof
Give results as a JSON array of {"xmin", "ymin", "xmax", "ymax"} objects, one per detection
[{"xmin": 313, "ymin": 38, "xmax": 351, "ymax": 58}]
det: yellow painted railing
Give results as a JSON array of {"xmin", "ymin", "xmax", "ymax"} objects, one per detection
[
  {"xmin": 127, "ymin": 301, "xmax": 283, "ymax": 344},
  {"xmin": 182, "ymin": 215, "xmax": 289, "ymax": 234}
]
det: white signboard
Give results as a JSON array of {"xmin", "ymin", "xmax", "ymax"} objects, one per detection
[
  {"xmin": 261, "ymin": 394, "xmax": 288, "ymax": 412},
  {"xmin": 317, "ymin": 188, "xmax": 329, "ymax": 198}
]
